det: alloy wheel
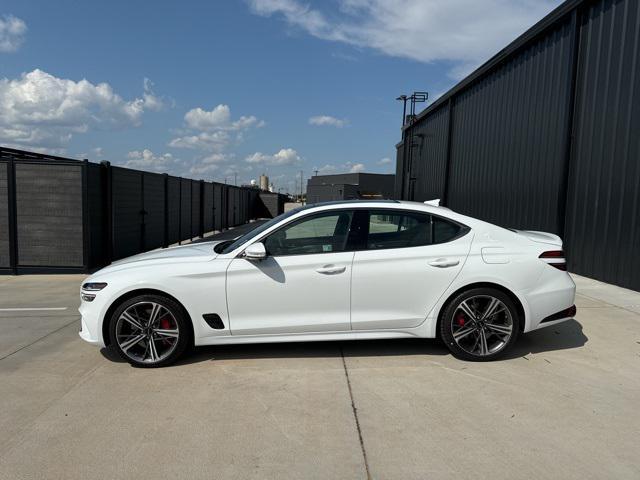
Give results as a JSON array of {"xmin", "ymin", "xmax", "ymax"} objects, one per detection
[
  {"xmin": 450, "ymin": 295, "xmax": 513, "ymax": 357},
  {"xmin": 115, "ymin": 301, "xmax": 180, "ymax": 364}
]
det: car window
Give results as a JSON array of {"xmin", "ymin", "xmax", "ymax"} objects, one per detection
[
  {"xmin": 263, "ymin": 211, "xmax": 354, "ymax": 256},
  {"xmin": 367, "ymin": 211, "xmax": 432, "ymax": 249},
  {"xmin": 365, "ymin": 210, "xmax": 466, "ymax": 250},
  {"xmin": 433, "ymin": 216, "xmax": 463, "ymax": 243}
]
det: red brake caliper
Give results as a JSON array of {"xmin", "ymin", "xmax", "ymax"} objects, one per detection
[
  {"xmin": 456, "ymin": 312, "xmax": 466, "ymax": 326},
  {"xmin": 160, "ymin": 316, "xmax": 171, "ymax": 330}
]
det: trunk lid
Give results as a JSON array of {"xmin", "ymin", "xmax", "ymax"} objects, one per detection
[{"xmin": 513, "ymin": 230, "xmax": 563, "ymax": 247}]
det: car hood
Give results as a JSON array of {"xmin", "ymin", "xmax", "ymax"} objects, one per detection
[{"xmin": 96, "ymin": 241, "xmax": 221, "ymax": 275}]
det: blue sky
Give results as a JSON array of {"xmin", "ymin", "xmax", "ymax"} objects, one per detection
[{"xmin": 0, "ymin": 0, "xmax": 560, "ymax": 193}]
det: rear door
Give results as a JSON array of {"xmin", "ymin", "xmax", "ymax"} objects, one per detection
[{"xmin": 350, "ymin": 209, "xmax": 472, "ymax": 330}]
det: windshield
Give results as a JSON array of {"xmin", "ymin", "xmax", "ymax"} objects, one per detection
[{"xmin": 214, "ymin": 206, "xmax": 306, "ymax": 254}]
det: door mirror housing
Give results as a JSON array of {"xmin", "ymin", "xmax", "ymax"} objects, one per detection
[{"xmin": 244, "ymin": 242, "xmax": 267, "ymax": 261}]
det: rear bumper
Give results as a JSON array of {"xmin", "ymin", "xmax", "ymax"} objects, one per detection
[{"xmin": 523, "ymin": 270, "xmax": 576, "ymax": 332}]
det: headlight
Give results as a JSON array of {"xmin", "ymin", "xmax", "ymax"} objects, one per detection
[{"xmin": 82, "ymin": 282, "xmax": 108, "ymax": 291}]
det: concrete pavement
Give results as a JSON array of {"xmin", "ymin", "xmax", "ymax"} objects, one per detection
[{"xmin": 1, "ymin": 272, "xmax": 639, "ymax": 479}]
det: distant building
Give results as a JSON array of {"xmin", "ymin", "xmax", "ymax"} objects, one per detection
[
  {"xmin": 259, "ymin": 174, "xmax": 269, "ymax": 191},
  {"xmin": 306, "ymin": 173, "xmax": 395, "ymax": 204}
]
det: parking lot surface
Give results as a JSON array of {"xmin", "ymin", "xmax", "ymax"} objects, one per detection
[{"xmin": 1, "ymin": 271, "xmax": 639, "ymax": 479}]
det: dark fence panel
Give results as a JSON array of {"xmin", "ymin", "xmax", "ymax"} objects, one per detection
[
  {"xmin": 565, "ymin": 0, "xmax": 640, "ymax": 290},
  {"xmin": 191, "ymin": 180, "xmax": 201, "ymax": 238},
  {"xmin": 112, "ymin": 167, "xmax": 143, "ymax": 260},
  {"xmin": 0, "ymin": 147, "xmax": 263, "ymax": 273},
  {"xmin": 447, "ymin": 18, "xmax": 575, "ymax": 234},
  {"xmin": 167, "ymin": 177, "xmax": 181, "ymax": 245},
  {"xmin": 0, "ymin": 162, "xmax": 10, "ymax": 268},
  {"xmin": 180, "ymin": 179, "xmax": 191, "ymax": 241},
  {"xmin": 15, "ymin": 163, "xmax": 84, "ymax": 267},
  {"xmin": 203, "ymin": 183, "xmax": 214, "ymax": 232},
  {"xmin": 214, "ymin": 183, "xmax": 224, "ymax": 230},
  {"xmin": 86, "ymin": 163, "xmax": 106, "ymax": 268},
  {"xmin": 143, "ymin": 172, "xmax": 165, "ymax": 251}
]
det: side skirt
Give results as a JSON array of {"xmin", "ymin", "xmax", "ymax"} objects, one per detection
[{"xmin": 194, "ymin": 329, "xmax": 428, "ymax": 347}]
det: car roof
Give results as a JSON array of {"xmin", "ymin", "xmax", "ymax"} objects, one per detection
[{"xmin": 303, "ymin": 199, "xmax": 400, "ymax": 209}]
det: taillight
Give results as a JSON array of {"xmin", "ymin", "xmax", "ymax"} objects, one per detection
[{"xmin": 539, "ymin": 250, "xmax": 566, "ymax": 270}]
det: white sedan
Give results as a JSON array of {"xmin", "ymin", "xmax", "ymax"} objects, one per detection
[{"xmin": 79, "ymin": 200, "xmax": 576, "ymax": 367}]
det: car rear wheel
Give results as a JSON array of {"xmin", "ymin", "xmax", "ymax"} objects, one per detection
[
  {"xmin": 108, "ymin": 294, "xmax": 191, "ymax": 368},
  {"xmin": 440, "ymin": 288, "xmax": 520, "ymax": 361}
]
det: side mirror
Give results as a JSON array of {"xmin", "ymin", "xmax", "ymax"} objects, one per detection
[{"xmin": 244, "ymin": 242, "xmax": 267, "ymax": 261}]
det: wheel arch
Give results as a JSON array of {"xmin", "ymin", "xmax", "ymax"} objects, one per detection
[
  {"xmin": 435, "ymin": 282, "xmax": 526, "ymax": 338},
  {"xmin": 101, "ymin": 288, "xmax": 195, "ymax": 347}
]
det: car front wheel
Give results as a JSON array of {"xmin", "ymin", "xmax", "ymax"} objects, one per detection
[
  {"xmin": 440, "ymin": 288, "xmax": 520, "ymax": 361},
  {"xmin": 109, "ymin": 294, "xmax": 191, "ymax": 368}
]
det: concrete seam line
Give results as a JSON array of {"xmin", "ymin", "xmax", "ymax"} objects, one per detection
[
  {"xmin": 0, "ymin": 316, "xmax": 80, "ymax": 362},
  {"xmin": 340, "ymin": 346, "xmax": 372, "ymax": 480},
  {"xmin": 0, "ymin": 307, "xmax": 68, "ymax": 311}
]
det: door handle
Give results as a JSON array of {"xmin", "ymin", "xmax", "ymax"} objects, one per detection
[
  {"xmin": 428, "ymin": 258, "xmax": 460, "ymax": 268},
  {"xmin": 316, "ymin": 264, "xmax": 346, "ymax": 275}
]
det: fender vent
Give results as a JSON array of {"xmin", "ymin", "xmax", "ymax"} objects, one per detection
[{"xmin": 202, "ymin": 313, "xmax": 225, "ymax": 330}]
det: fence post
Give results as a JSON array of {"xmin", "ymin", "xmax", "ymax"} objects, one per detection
[
  {"xmin": 81, "ymin": 159, "xmax": 90, "ymax": 272},
  {"xmin": 7, "ymin": 157, "xmax": 18, "ymax": 274},
  {"xmin": 199, "ymin": 180, "xmax": 205, "ymax": 238},
  {"xmin": 178, "ymin": 178, "xmax": 182, "ymax": 245},
  {"xmin": 163, "ymin": 174, "xmax": 169, "ymax": 248}
]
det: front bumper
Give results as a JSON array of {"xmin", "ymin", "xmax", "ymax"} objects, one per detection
[{"xmin": 78, "ymin": 298, "xmax": 107, "ymax": 347}]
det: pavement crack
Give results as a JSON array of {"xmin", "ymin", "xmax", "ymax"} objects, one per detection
[
  {"xmin": 340, "ymin": 346, "xmax": 372, "ymax": 480},
  {"xmin": 0, "ymin": 316, "xmax": 80, "ymax": 362}
]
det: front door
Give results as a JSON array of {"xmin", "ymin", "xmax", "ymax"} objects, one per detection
[
  {"xmin": 226, "ymin": 210, "xmax": 355, "ymax": 335},
  {"xmin": 350, "ymin": 209, "xmax": 472, "ymax": 330}
]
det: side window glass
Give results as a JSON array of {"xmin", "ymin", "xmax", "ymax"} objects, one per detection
[
  {"xmin": 432, "ymin": 216, "xmax": 463, "ymax": 243},
  {"xmin": 264, "ymin": 211, "xmax": 353, "ymax": 256},
  {"xmin": 367, "ymin": 211, "xmax": 432, "ymax": 249}
]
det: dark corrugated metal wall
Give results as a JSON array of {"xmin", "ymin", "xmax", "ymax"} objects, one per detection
[
  {"xmin": 406, "ymin": 103, "xmax": 450, "ymax": 202},
  {"xmin": 448, "ymin": 18, "xmax": 574, "ymax": 233},
  {"xmin": 397, "ymin": 0, "xmax": 640, "ymax": 291},
  {"xmin": 565, "ymin": 0, "xmax": 640, "ymax": 289}
]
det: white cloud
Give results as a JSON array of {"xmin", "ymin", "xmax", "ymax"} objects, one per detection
[
  {"xmin": 245, "ymin": 148, "xmax": 301, "ymax": 166},
  {"xmin": 0, "ymin": 15, "xmax": 26, "ymax": 53},
  {"xmin": 248, "ymin": 0, "xmax": 560, "ymax": 78},
  {"xmin": 0, "ymin": 69, "xmax": 161, "ymax": 150},
  {"xmin": 142, "ymin": 78, "xmax": 165, "ymax": 111},
  {"xmin": 124, "ymin": 149, "xmax": 176, "ymax": 172},
  {"xmin": 349, "ymin": 162, "xmax": 365, "ymax": 173},
  {"xmin": 377, "ymin": 157, "xmax": 392, "ymax": 165},
  {"xmin": 168, "ymin": 130, "xmax": 231, "ymax": 151},
  {"xmin": 170, "ymin": 104, "xmax": 263, "ymax": 152},
  {"xmin": 309, "ymin": 115, "xmax": 348, "ymax": 128},
  {"xmin": 312, "ymin": 161, "xmax": 366, "ymax": 174}
]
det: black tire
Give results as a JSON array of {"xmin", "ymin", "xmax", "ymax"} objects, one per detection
[
  {"xmin": 108, "ymin": 294, "xmax": 192, "ymax": 368},
  {"xmin": 440, "ymin": 287, "xmax": 520, "ymax": 361}
]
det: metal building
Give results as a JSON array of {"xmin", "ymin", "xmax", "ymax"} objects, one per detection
[
  {"xmin": 307, "ymin": 173, "xmax": 395, "ymax": 203},
  {"xmin": 395, "ymin": 0, "xmax": 640, "ymax": 292}
]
